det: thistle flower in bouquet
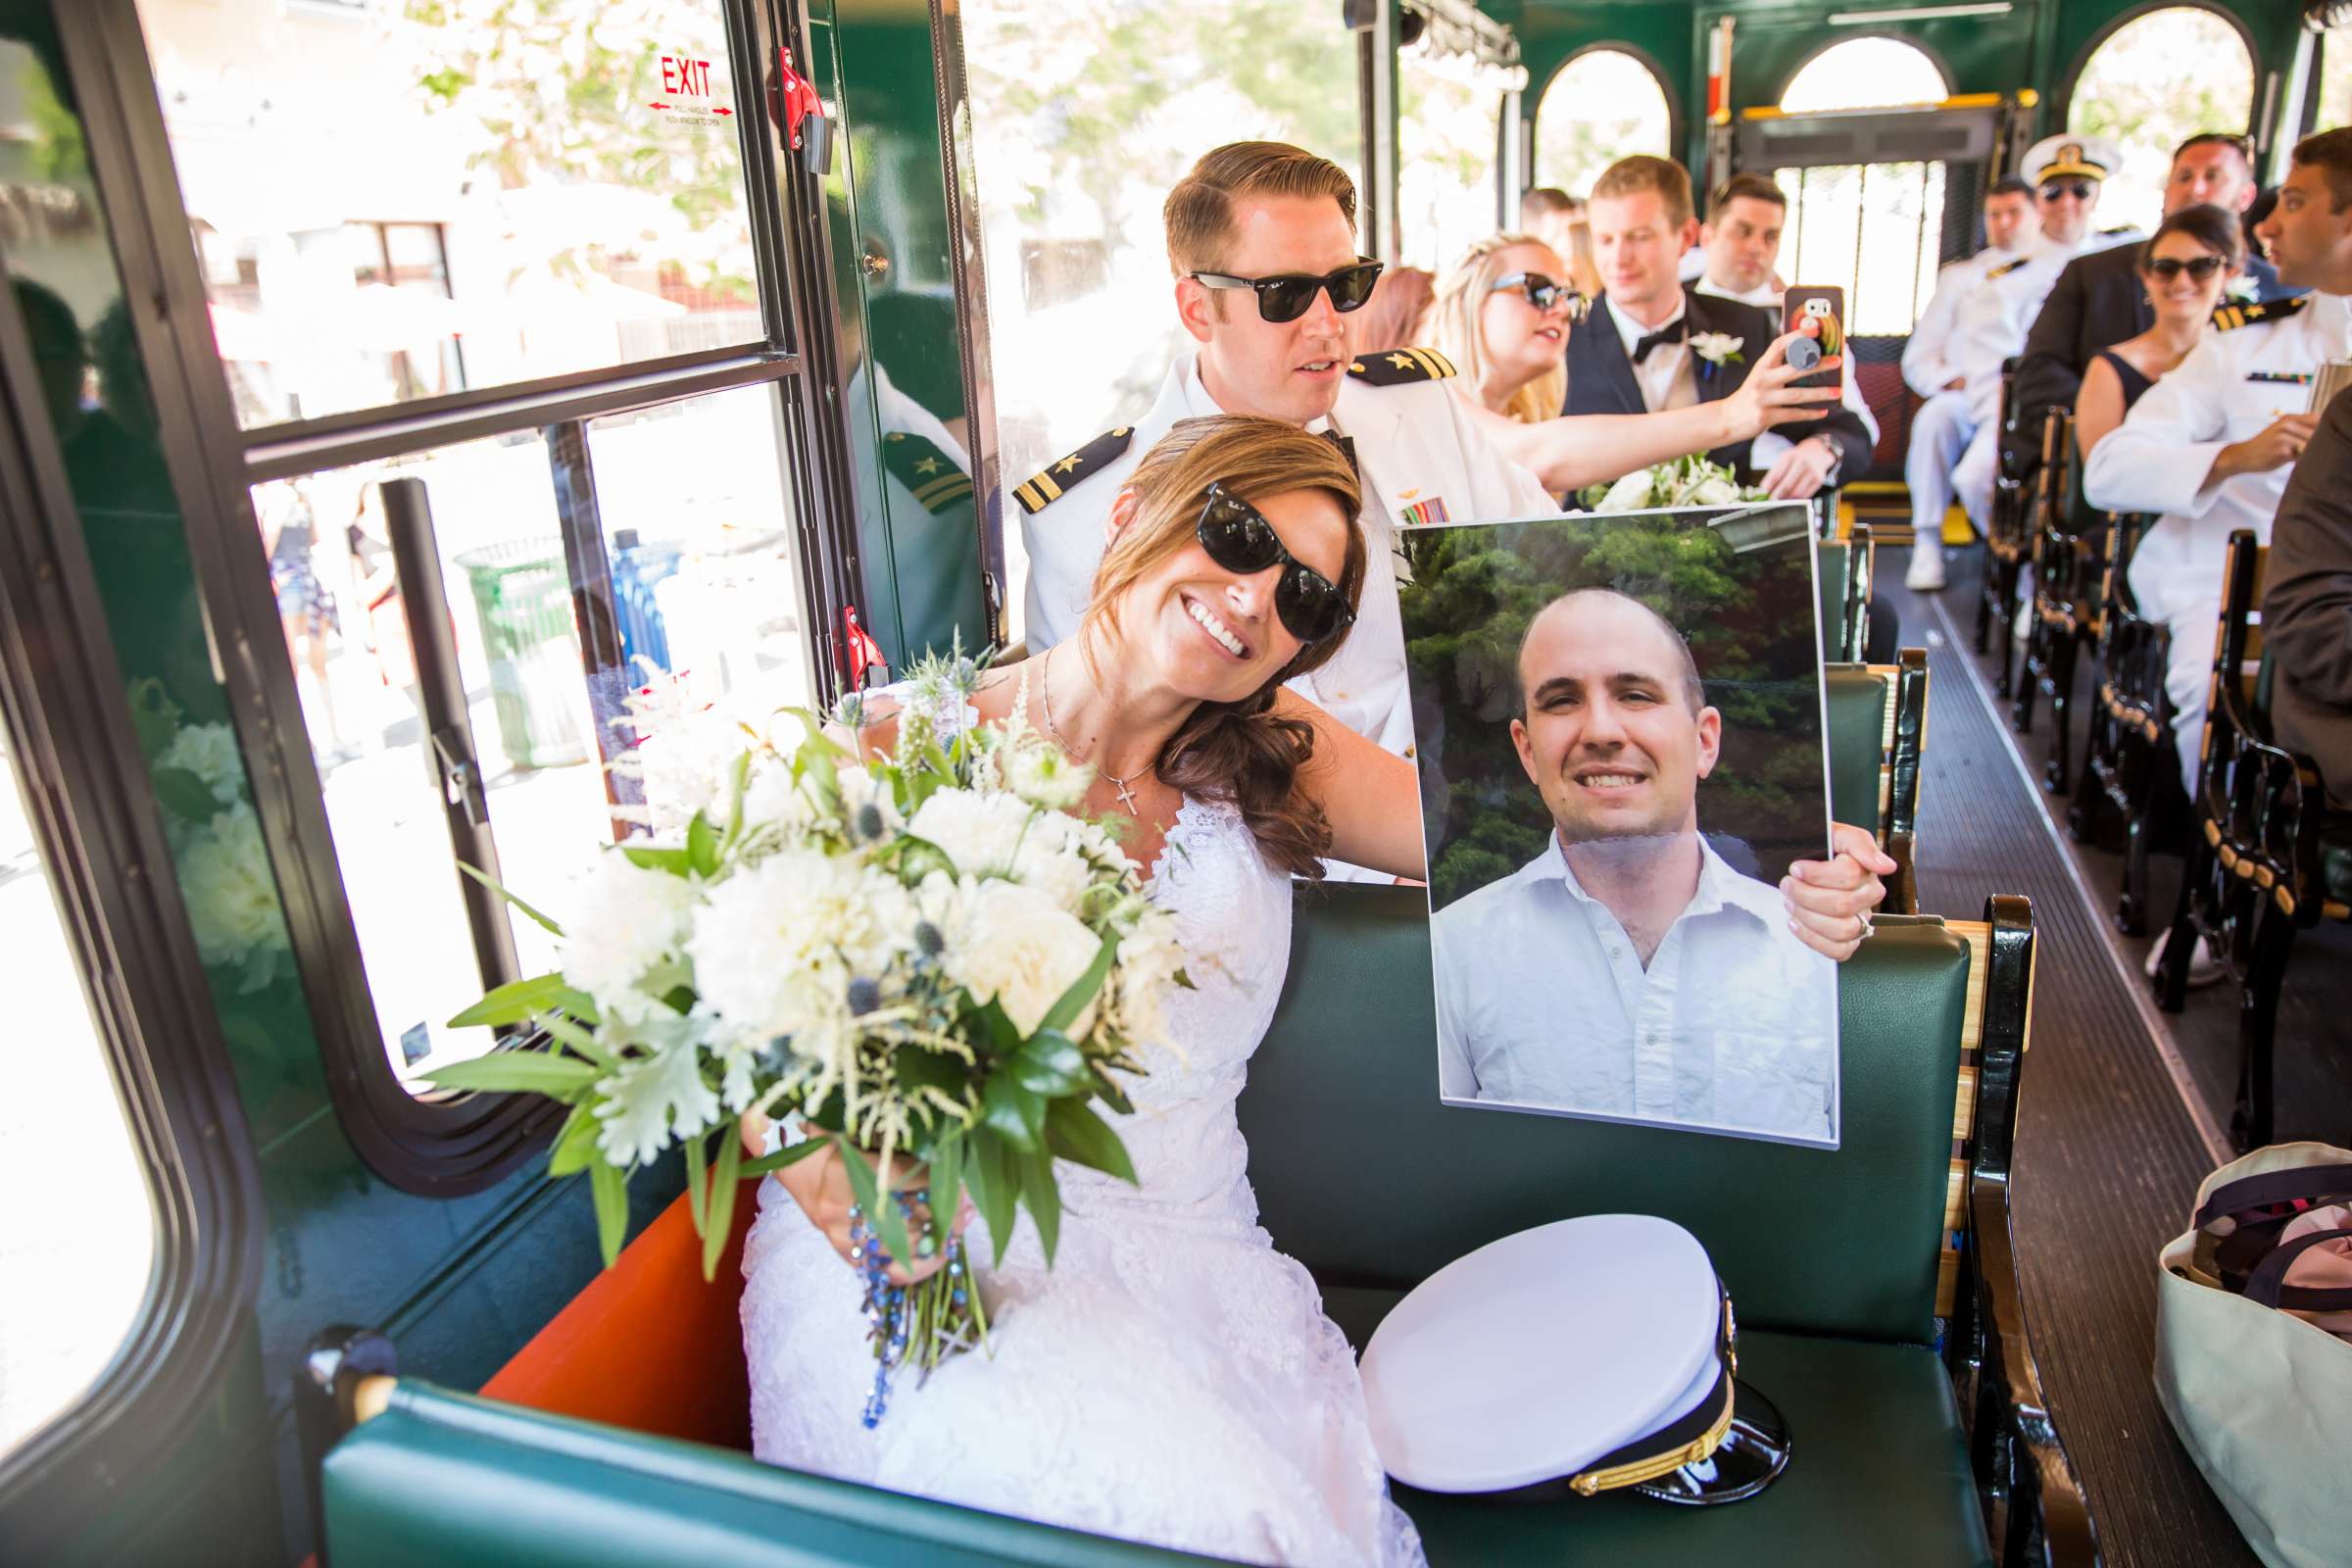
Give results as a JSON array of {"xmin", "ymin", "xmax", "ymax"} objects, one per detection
[{"xmin": 423, "ymin": 650, "xmax": 1189, "ymax": 1418}]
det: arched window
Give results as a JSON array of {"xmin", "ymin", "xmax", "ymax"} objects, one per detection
[
  {"xmin": 1534, "ymin": 49, "xmax": 1672, "ymax": 201},
  {"xmin": 1780, "ymin": 37, "xmax": 1949, "ymax": 113},
  {"xmin": 2069, "ymin": 7, "xmax": 2255, "ymax": 222}
]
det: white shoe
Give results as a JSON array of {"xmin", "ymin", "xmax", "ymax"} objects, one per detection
[
  {"xmin": 2013, "ymin": 601, "xmax": 2033, "ymax": 644},
  {"xmin": 2145, "ymin": 928, "xmax": 2226, "ymax": 988},
  {"xmin": 1905, "ymin": 546, "xmax": 1946, "ymax": 591}
]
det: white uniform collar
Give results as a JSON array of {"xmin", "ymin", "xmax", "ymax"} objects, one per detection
[
  {"xmin": 1693, "ymin": 271, "xmax": 1780, "ymax": 310},
  {"xmin": 1176, "ymin": 351, "xmax": 1334, "ymax": 434}
]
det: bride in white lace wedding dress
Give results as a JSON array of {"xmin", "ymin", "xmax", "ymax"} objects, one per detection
[{"xmin": 740, "ymin": 416, "xmax": 1885, "ymax": 1564}]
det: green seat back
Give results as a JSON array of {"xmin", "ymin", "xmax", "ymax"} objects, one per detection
[
  {"xmin": 1817, "ymin": 540, "xmax": 1851, "ymax": 662},
  {"xmin": 325, "ymin": 1384, "xmax": 1224, "ymax": 1567},
  {"xmin": 1240, "ymin": 885, "xmax": 1970, "ymax": 1345},
  {"xmin": 1824, "ymin": 663, "xmax": 1891, "ymax": 836}
]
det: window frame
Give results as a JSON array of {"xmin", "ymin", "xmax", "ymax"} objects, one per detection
[
  {"xmin": 62, "ymin": 0, "xmax": 868, "ymax": 1195},
  {"xmin": 1530, "ymin": 41, "xmax": 1683, "ymax": 197},
  {"xmin": 2053, "ymin": 1, "xmax": 2263, "ymax": 147},
  {"xmin": 0, "ymin": 158, "xmax": 263, "ymax": 1552}
]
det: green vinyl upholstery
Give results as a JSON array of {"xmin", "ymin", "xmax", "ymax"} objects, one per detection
[
  {"xmin": 1825, "ymin": 663, "xmax": 1891, "ymax": 843},
  {"xmin": 1818, "ymin": 540, "xmax": 1851, "ymax": 662}
]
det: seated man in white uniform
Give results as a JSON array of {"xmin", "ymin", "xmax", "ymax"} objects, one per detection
[
  {"xmin": 1905, "ymin": 136, "xmax": 2135, "ymax": 590},
  {"xmin": 1682, "ymin": 172, "xmax": 1881, "ymax": 451},
  {"xmin": 1900, "ymin": 175, "xmax": 2036, "ymax": 408},
  {"xmin": 1015, "ymin": 141, "xmax": 1558, "ymax": 760},
  {"xmin": 1433, "ymin": 588, "xmax": 1838, "ymax": 1144},
  {"xmin": 2084, "ymin": 127, "xmax": 2352, "ymax": 806}
]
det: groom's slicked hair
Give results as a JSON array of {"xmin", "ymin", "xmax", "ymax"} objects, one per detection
[
  {"xmin": 1516, "ymin": 588, "xmax": 1705, "ymax": 717},
  {"xmin": 1165, "ymin": 141, "xmax": 1358, "ymax": 277}
]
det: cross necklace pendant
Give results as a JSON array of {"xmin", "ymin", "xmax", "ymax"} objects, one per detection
[{"xmin": 1041, "ymin": 646, "xmax": 1144, "ymax": 816}]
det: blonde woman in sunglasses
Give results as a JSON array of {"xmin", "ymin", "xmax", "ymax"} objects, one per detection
[{"xmin": 1427, "ymin": 234, "xmax": 1841, "ymax": 499}]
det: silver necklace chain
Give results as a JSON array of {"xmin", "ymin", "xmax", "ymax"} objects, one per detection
[{"xmin": 1041, "ymin": 646, "xmax": 1143, "ymax": 815}]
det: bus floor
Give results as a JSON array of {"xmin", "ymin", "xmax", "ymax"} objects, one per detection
[{"xmin": 1881, "ymin": 554, "xmax": 2278, "ymax": 1568}]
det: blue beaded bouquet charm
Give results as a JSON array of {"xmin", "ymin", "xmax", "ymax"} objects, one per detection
[{"xmin": 849, "ymin": 1190, "xmax": 990, "ymax": 1426}]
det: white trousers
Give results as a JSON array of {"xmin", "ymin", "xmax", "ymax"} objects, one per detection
[
  {"xmin": 1952, "ymin": 420, "xmax": 2000, "ymax": 532},
  {"xmin": 1906, "ymin": 392, "xmax": 1978, "ymax": 542}
]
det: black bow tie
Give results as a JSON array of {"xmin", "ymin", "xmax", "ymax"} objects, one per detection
[{"xmin": 1631, "ymin": 318, "xmax": 1688, "ymax": 365}]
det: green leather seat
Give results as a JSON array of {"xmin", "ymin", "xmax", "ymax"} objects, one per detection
[
  {"xmin": 2322, "ymin": 817, "xmax": 2352, "ymax": 908},
  {"xmin": 1824, "ymin": 663, "xmax": 1890, "ymax": 839},
  {"xmin": 1818, "ymin": 539, "xmax": 1851, "ymax": 662}
]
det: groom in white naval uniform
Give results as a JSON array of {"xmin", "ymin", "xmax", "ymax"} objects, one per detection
[
  {"xmin": 1015, "ymin": 141, "xmax": 1558, "ymax": 760},
  {"xmin": 1433, "ymin": 589, "xmax": 1839, "ymax": 1144},
  {"xmin": 2084, "ymin": 126, "xmax": 2352, "ymax": 799}
]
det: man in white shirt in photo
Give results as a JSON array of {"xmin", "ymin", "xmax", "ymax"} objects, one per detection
[{"xmin": 1433, "ymin": 587, "xmax": 1840, "ymax": 1144}]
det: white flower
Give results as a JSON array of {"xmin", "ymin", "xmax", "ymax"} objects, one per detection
[
  {"xmin": 737, "ymin": 760, "xmax": 813, "ymax": 834},
  {"xmin": 560, "ymin": 851, "xmax": 698, "ymax": 1020},
  {"xmin": 2225, "ymin": 273, "xmax": 2259, "ymax": 302},
  {"xmin": 594, "ymin": 1043, "xmax": 723, "ymax": 1166},
  {"xmin": 1595, "ymin": 468, "xmax": 1658, "ymax": 514},
  {"xmin": 906, "ymin": 788, "xmax": 1092, "ymax": 909},
  {"xmin": 157, "ymin": 722, "xmax": 245, "ymax": 808},
  {"xmin": 1689, "ymin": 475, "xmax": 1740, "ymax": 507},
  {"xmin": 1003, "ymin": 739, "xmax": 1094, "ymax": 812},
  {"xmin": 1106, "ymin": 906, "xmax": 1188, "ymax": 1049},
  {"xmin": 1689, "ymin": 331, "xmax": 1743, "ymax": 366},
  {"xmin": 686, "ymin": 848, "xmax": 914, "ymax": 1044},
  {"xmin": 176, "ymin": 800, "xmax": 288, "ymax": 984},
  {"xmin": 943, "ymin": 879, "xmax": 1103, "ymax": 1037}
]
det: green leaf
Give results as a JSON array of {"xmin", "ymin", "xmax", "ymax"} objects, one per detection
[
  {"xmin": 1045, "ymin": 1098, "xmax": 1139, "ymax": 1186},
  {"xmin": 419, "ymin": 1051, "xmax": 600, "ymax": 1098},
  {"xmin": 832, "ymin": 1136, "xmax": 912, "ymax": 1275},
  {"xmin": 980, "ymin": 1071, "xmax": 1044, "ymax": 1152},
  {"xmin": 547, "ymin": 1103, "xmax": 602, "ymax": 1177},
  {"xmin": 894, "ymin": 1041, "xmax": 969, "ymax": 1103},
  {"xmin": 739, "ymin": 1137, "xmax": 833, "ymax": 1178},
  {"xmin": 702, "ymin": 1128, "xmax": 741, "ymax": 1282},
  {"xmin": 1090, "ymin": 1066, "xmax": 1136, "ymax": 1117},
  {"xmin": 455, "ymin": 858, "xmax": 565, "ymax": 937},
  {"xmin": 721, "ymin": 752, "xmax": 751, "ymax": 851},
  {"xmin": 1017, "ymin": 1147, "xmax": 1061, "ymax": 1266},
  {"xmin": 589, "ymin": 1159, "xmax": 629, "ymax": 1268},
  {"xmin": 780, "ymin": 706, "xmax": 851, "ymax": 758},
  {"xmin": 1036, "ymin": 934, "xmax": 1117, "ymax": 1038},
  {"xmin": 447, "ymin": 970, "xmax": 581, "ymax": 1030},
  {"xmin": 687, "ymin": 810, "xmax": 719, "ymax": 878},
  {"xmin": 964, "ymin": 1130, "xmax": 1019, "ymax": 1269},
  {"xmin": 967, "ymin": 997, "xmax": 1024, "ymax": 1057},
  {"xmin": 926, "ymin": 1132, "xmax": 964, "ymax": 1260},
  {"xmin": 683, "ymin": 1125, "xmax": 710, "ymax": 1236},
  {"xmin": 151, "ymin": 765, "xmax": 222, "ymax": 823},
  {"xmin": 621, "ymin": 844, "xmax": 695, "ymax": 876},
  {"xmin": 1010, "ymin": 1030, "xmax": 1090, "ymax": 1096},
  {"xmin": 535, "ymin": 1014, "xmax": 615, "ymax": 1069}
]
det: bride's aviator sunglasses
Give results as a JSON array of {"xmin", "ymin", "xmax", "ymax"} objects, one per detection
[
  {"xmin": 1188, "ymin": 260, "xmax": 1385, "ymax": 323},
  {"xmin": 1194, "ymin": 482, "xmax": 1355, "ymax": 644}
]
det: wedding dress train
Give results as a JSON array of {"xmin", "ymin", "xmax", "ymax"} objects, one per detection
[{"xmin": 740, "ymin": 786, "xmax": 1426, "ymax": 1567}]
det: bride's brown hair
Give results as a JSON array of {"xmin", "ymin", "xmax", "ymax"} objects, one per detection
[{"xmin": 1077, "ymin": 415, "xmax": 1366, "ymax": 878}]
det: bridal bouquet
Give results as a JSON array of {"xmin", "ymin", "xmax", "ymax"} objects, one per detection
[
  {"xmin": 426, "ymin": 652, "xmax": 1188, "ymax": 1423},
  {"xmin": 1576, "ymin": 453, "xmax": 1772, "ymax": 514}
]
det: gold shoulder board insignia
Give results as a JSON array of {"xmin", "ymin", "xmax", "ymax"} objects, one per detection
[
  {"xmin": 1987, "ymin": 258, "xmax": 2028, "ymax": 279},
  {"xmin": 880, "ymin": 432, "xmax": 975, "ymax": 514},
  {"xmin": 1347, "ymin": 347, "xmax": 1457, "ymax": 386},
  {"xmin": 1012, "ymin": 425, "xmax": 1135, "ymax": 514},
  {"xmin": 2215, "ymin": 294, "xmax": 2311, "ymax": 331}
]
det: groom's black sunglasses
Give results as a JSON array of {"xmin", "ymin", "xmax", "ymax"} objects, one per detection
[
  {"xmin": 1189, "ymin": 260, "xmax": 1386, "ymax": 323},
  {"xmin": 1196, "ymin": 482, "xmax": 1355, "ymax": 645}
]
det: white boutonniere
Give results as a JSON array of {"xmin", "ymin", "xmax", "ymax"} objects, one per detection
[
  {"xmin": 1689, "ymin": 331, "xmax": 1744, "ymax": 376},
  {"xmin": 2225, "ymin": 274, "xmax": 2259, "ymax": 303}
]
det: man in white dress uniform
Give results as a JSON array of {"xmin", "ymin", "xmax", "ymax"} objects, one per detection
[
  {"xmin": 1015, "ymin": 143, "xmax": 1557, "ymax": 760},
  {"xmin": 2084, "ymin": 127, "xmax": 2352, "ymax": 799},
  {"xmin": 1904, "ymin": 136, "xmax": 2137, "ymax": 590},
  {"xmin": 1900, "ymin": 176, "xmax": 2036, "ymax": 404},
  {"xmin": 1433, "ymin": 589, "xmax": 1838, "ymax": 1144},
  {"xmin": 1681, "ymin": 172, "xmax": 1882, "ymax": 451}
]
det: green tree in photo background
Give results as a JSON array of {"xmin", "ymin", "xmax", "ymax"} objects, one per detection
[{"xmin": 1402, "ymin": 512, "xmax": 1828, "ymax": 911}]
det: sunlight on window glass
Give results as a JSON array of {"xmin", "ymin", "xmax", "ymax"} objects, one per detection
[
  {"xmin": 1399, "ymin": 46, "xmax": 1506, "ymax": 272},
  {"xmin": 1779, "ymin": 38, "xmax": 1949, "ymax": 114},
  {"xmin": 2316, "ymin": 30, "xmax": 2351, "ymax": 139},
  {"xmin": 962, "ymin": 0, "xmax": 1362, "ymax": 644},
  {"xmin": 0, "ymin": 734, "xmax": 155, "ymax": 1461},
  {"xmin": 1776, "ymin": 163, "xmax": 1947, "ymax": 334},
  {"xmin": 1535, "ymin": 51, "xmax": 1672, "ymax": 202},
  {"xmin": 2069, "ymin": 8, "xmax": 2254, "ymax": 224}
]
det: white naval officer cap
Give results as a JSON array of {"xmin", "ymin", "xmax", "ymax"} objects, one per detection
[{"xmin": 2021, "ymin": 132, "xmax": 2122, "ymax": 186}]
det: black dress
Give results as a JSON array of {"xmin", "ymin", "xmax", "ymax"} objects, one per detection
[{"xmin": 2094, "ymin": 347, "xmax": 2155, "ymax": 414}]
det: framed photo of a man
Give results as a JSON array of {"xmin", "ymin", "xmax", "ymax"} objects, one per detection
[{"xmin": 1401, "ymin": 506, "xmax": 1841, "ymax": 1148}]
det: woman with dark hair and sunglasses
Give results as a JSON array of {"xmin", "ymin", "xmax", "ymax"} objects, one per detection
[
  {"xmin": 1426, "ymin": 234, "xmax": 1843, "ymax": 498},
  {"xmin": 2073, "ymin": 204, "xmax": 2246, "ymax": 456},
  {"xmin": 744, "ymin": 415, "xmax": 1891, "ymax": 1566}
]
